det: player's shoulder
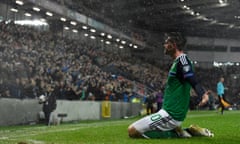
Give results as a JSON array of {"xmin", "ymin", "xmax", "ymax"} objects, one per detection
[{"xmin": 178, "ymin": 54, "xmax": 191, "ymax": 65}]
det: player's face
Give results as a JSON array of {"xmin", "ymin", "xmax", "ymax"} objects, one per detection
[
  {"xmin": 221, "ymin": 77, "xmax": 224, "ymax": 82},
  {"xmin": 163, "ymin": 38, "xmax": 176, "ymax": 56}
]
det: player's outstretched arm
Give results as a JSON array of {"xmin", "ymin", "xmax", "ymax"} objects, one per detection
[
  {"xmin": 198, "ymin": 91, "xmax": 209, "ymax": 107},
  {"xmin": 185, "ymin": 75, "xmax": 210, "ymax": 107}
]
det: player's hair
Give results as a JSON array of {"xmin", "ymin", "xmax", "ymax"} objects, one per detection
[{"xmin": 166, "ymin": 32, "xmax": 186, "ymax": 51}]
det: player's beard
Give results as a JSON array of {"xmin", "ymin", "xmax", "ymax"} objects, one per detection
[{"xmin": 164, "ymin": 45, "xmax": 176, "ymax": 57}]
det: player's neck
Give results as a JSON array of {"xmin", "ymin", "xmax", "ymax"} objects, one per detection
[{"xmin": 173, "ymin": 50, "xmax": 184, "ymax": 59}]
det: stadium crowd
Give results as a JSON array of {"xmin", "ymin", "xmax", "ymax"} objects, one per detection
[
  {"xmin": 0, "ymin": 21, "xmax": 163, "ymax": 102},
  {"xmin": 0, "ymin": 21, "xmax": 240, "ymax": 108}
]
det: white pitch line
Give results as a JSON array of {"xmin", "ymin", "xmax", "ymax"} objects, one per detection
[{"xmin": 0, "ymin": 120, "xmax": 128, "ymax": 141}]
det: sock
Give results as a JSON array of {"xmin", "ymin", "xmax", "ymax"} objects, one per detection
[{"xmin": 143, "ymin": 130, "xmax": 178, "ymax": 139}]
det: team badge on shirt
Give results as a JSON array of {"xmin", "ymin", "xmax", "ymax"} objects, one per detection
[{"xmin": 183, "ymin": 65, "xmax": 191, "ymax": 73}]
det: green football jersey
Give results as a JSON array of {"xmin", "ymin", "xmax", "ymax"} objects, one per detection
[{"xmin": 163, "ymin": 54, "xmax": 193, "ymax": 121}]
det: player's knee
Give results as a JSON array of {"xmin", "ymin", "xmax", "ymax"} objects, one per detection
[{"xmin": 128, "ymin": 125, "xmax": 141, "ymax": 138}]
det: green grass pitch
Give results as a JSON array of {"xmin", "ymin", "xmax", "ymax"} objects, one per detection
[{"xmin": 0, "ymin": 110, "xmax": 240, "ymax": 144}]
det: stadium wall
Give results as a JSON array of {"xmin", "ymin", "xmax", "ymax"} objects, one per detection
[
  {"xmin": 0, "ymin": 98, "xmax": 141, "ymax": 126},
  {"xmin": 0, "ymin": 98, "xmax": 41, "ymax": 126},
  {"xmin": 187, "ymin": 37, "xmax": 240, "ymax": 63}
]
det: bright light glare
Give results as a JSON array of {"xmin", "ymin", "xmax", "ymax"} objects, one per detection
[
  {"xmin": 70, "ymin": 21, "xmax": 77, "ymax": 26},
  {"xmin": 16, "ymin": 0, "xmax": 23, "ymax": 5},
  {"xmin": 213, "ymin": 61, "xmax": 234, "ymax": 67},
  {"xmin": 33, "ymin": 7, "xmax": 40, "ymax": 12},
  {"xmin": 133, "ymin": 45, "xmax": 138, "ymax": 48},
  {"xmin": 24, "ymin": 13, "xmax": 31, "ymax": 17},
  {"xmin": 64, "ymin": 26, "xmax": 69, "ymax": 30},
  {"xmin": 72, "ymin": 29, "xmax": 78, "ymax": 33},
  {"xmin": 90, "ymin": 29, "xmax": 96, "ymax": 33},
  {"xmin": 90, "ymin": 36, "xmax": 96, "ymax": 39},
  {"xmin": 105, "ymin": 41, "xmax": 111, "ymax": 45},
  {"xmin": 40, "ymin": 18, "xmax": 46, "ymax": 22},
  {"xmin": 10, "ymin": 8, "xmax": 18, "ymax": 12},
  {"xmin": 60, "ymin": 17, "xmax": 66, "ymax": 22},
  {"xmin": 14, "ymin": 20, "xmax": 48, "ymax": 26},
  {"xmin": 46, "ymin": 12, "xmax": 53, "ymax": 16},
  {"xmin": 107, "ymin": 34, "xmax": 112, "ymax": 39},
  {"xmin": 82, "ymin": 26, "xmax": 88, "ymax": 29},
  {"xmin": 121, "ymin": 40, "xmax": 126, "ymax": 44},
  {"xmin": 218, "ymin": 0, "xmax": 228, "ymax": 6}
]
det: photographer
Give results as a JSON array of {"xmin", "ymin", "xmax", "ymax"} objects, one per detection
[{"xmin": 40, "ymin": 83, "xmax": 58, "ymax": 125}]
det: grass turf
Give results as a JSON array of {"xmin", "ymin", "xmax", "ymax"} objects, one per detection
[{"xmin": 0, "ymin": 110, "xmax": 240, "ymax": 144}]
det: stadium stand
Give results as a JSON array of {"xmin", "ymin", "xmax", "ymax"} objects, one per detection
[
  {"xmin": 1, "ymin": 21, "xmax": 240, "ymax": 109},
  {"xmin": 0, "ymin": 0, "xmax": 240, "ymax": 111}
]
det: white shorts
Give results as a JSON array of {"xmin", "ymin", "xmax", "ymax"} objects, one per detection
[{"xmin": 131, "ymin": 109, "xmax": 182, "ymax": 134}]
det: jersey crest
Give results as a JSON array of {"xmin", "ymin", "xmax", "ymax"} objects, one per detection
[{"xmin": 183, "ymin": 65, "xmax": 191, "ymax": 73}]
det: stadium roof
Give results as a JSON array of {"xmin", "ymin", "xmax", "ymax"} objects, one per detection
[
  {"xmin": 66, "ymin": 0, "xmax": 240, "ymax": 42},
  {"xmin": 2, "ymin": 0, "xmax": 240, "ymax": 49}
]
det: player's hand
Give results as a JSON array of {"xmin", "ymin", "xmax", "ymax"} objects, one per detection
[{"xmin": 198, "ymin": 91, "xmax": 209, "ymax": 107}]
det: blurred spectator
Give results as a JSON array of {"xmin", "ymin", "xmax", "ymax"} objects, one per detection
[
  {"xmin": 42, "ymin": 84, "xmax": 57, "ymax": 125},
  {"xmin": 155, "ymin": 89, "xmax": 163, "ymax": 111},
  {"xmin": 145, "ymin": 94, "xmax": 155, "ymax": 115}
]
